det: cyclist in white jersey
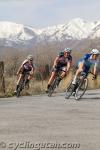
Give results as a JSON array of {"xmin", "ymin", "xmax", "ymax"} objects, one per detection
[{"xmin": 15, "ymin": 55, "xmax": 35, "ymax": 93}]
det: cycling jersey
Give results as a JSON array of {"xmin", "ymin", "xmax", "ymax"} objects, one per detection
[
  {"xmin": 21, "ymin": 59, "xmax": 34, "ymax": 73},
  {"xmin": 77, "ymin": 53, "xmax": 99, "ymax": 74},
  {"xmin": 56, "ymin": 51, "xmax": 72, "ymax": 68}
]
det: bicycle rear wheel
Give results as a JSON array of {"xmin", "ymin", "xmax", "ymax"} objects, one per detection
[
  {"xmin": 65, "ymin": 82, "xmax": 74, "ymax": 99},
  {"xmin": 75, "ymin": 78, "xmax": 88, "ymax": 100}
]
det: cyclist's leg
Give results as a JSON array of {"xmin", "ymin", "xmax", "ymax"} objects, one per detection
[
  {"xmin": 60, "ymin": 67, "xmax": 67, "ymax": 78},
  {"xmin": 72, "ymin": 61, "xmax": 84, "ymax": 85},
  {"xmin": 24, "ymin": 73, "xmax": 30, "ymax": 86},
  {"xmin": 46, "ymin": 70, "xmax": 57, "ymax": 92},
  {"xmin": 26, "ymin": 70, "xmax": 34, "ymax": 84},
  {"xmin": 56, "ymin": 67, "xmax": 67, "ymax": 86},
  {"xmin": 15, "ymin": 73, "xmax": 23, "ymax": 92}
]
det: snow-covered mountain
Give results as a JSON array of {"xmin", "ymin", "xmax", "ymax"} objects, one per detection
[{"xmin": 0, "ymin": 18, "xmax": 100, "ymax": 48}]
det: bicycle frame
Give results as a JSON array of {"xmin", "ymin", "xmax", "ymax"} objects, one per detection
[
  {"xmin": 65, "ymin": 72, "xmax": 94, "ymax": 100},
  {"xmin": 48, "ymin": 69, "xmax": 64, "ymax": 97},
  {"xmin": 16, "ymin": 72, "xmax": 29, "ymax": 97}
]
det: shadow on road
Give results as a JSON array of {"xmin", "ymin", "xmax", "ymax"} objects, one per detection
[
  {"xmin": 82, "ymin": 97, "xmax": 100, "ymax": 100},
  {"xmin": 85, "ymin": 93, "xmax": 100, "ymax": 95}
]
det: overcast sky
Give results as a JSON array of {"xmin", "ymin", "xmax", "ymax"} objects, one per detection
[{"xmin": 0, "ymin": 0, "xmax": 100, "ymax": 28}]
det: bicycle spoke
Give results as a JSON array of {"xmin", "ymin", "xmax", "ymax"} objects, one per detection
[
  {"xmin": 65, "ymin": 82, "xmax": 74, "ymax": 99},
  {"xmin": 75, "ymin": 78, "xmax": 88, "ymax": 100},
  {"xmin": 16, "ymin": 79, "xmax": 24, "ymax": 97},
  {"xmin": 48, "ymin": 79, "xmax": 57, "ymax": 97}
]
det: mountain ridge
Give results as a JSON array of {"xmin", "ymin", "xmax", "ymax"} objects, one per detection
[{"xmin": 0, "ymin": 18, "xmax": 100, "ymax": 48}]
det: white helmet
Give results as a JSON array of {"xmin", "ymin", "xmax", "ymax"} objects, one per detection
[
  {"xmin": 64, "ymin": 47, "xmax": 72, "ymax": 53},
  {"xmin": 27, "ymin": 55, "xmax": 33, "ymax": 61},
  {"xmin": 91, "ymin": 49, "xmax": 100, "ymax": 55}
]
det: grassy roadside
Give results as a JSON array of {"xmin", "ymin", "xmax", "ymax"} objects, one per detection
[{"xmin": 0, "ymin": 73, "xmax": 100, "ymax": 98}]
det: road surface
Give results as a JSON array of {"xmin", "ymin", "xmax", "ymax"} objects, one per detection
[{"xmin": 0, "ymin": 89, "xmax": 100, "ymax": 150}]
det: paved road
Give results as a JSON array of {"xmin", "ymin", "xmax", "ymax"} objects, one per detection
[{"xmin": 0, "ymin": 89, "xmax": 100, "ymax": 150}]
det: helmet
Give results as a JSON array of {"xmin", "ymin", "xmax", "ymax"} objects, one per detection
[
  {"xmin": 91, "ymin": 49, "xmax": 100, "ymax": 55},
  {"xmin": 27, "ymin": 55, "xmax": 33, "ymax": 61},
  {"xmin": 64, "ymin": 47, "xmax": 72, "ymax": 53}
]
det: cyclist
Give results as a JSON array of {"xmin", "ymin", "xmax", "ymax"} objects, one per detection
[
  {"xmin": 72, "ymin": 49, "xmax": 100, "ymax": 86},
  {"xmin": 15, "ymin": 55, "xmax": 35, "ymax": 93},
  {"xmin": 46, "ymin": 48, "xmax": 72, "ymax": 92}
]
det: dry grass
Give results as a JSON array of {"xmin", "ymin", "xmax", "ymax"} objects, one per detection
[
  {"xmin": 61, "ymin": 73, "xmax": 100, "ymax": 90},
  {"xmin": 87, "ymin": 74, "xmax": 100, "ymax": 89},
  {"xmin": 0, "ymin": 73, "xmax": 100, "ymax": 97}
]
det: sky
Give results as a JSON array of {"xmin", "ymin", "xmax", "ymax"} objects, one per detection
[{"xmin": 0, "ymin": 0, "xmax": 100, "ymax": 28}]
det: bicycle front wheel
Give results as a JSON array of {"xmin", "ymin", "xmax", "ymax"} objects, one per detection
[
  {"xmin": 75, "ymin": 78, "xmax": 88, "ymax": 100},
  {"xmin": 16, "ymin": 80, "xmax": 24, "ymax": 97},
  {"xmin": 65, "ymin": 82, "xmax": 74, "ymax": 99},
  {"xmin": 48, "ymin": 79, "xmax": 57, "ymax": 97},
  {"xmin": 16, "ymin": 87, "xmax": 21, "ymax": 97}
]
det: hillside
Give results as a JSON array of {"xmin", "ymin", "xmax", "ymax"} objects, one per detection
[{"xmin": 0, "ymin": 18, "xmax": 100, "ymax": 49}]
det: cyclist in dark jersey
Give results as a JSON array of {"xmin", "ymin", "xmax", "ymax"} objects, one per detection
[
  {"xmin": 46, "ymin": 48, "xmax": 72, "ymax": 92},
  {"xmin": 72, "ymin": 49, "xmax": 100, "ymax": 85}
]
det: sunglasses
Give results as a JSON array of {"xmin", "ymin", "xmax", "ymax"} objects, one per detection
[{"xmin": 29, "ymin": 59, "xmax": 33, "ymax": 61}]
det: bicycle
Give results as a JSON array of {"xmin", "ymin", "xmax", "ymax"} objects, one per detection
[
  {"xmin": 16, "ymin": 72, "xmax": 29, "ymax": 97},
  {"xmin": 48, "ymin": 69, "xmax": 63, "ymax": 97},
  {"xmin": 65, "ymin": 72, "xmax": 94, "ymax": 100}
]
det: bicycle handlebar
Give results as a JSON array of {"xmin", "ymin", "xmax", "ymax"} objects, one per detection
[{"xmin": 88, "ymin": 72, "xmax": 97, "ymax": 80}]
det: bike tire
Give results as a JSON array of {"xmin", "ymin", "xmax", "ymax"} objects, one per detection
[
  {"xmin": 16, "ymin": 80, "xmax": 24, "ymax": 97},
  {"xmin": 48, "ymin": 79, "xmax": 58, "ymax": 97},
  {"xmin": 16, "ymin": 86, "xmax": 21, "ymax": 97},
  {"xmin": 75, "ymin": 78, "xmax": 88, "ymax": 100},
  {"xmin": 48, "ymin": 86, "xmax": 54, "ymax": 97},
  {"xmin": 65, "ymin": 82, "xmax": 74, "ymax": 99}
]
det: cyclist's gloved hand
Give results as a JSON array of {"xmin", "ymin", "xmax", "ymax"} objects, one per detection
[{"xmin": 92, "ymin": 74, "xmax": 97, "ymax": 80}]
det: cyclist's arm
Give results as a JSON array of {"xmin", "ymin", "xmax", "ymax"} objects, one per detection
[
  {"xmin": 30, "ymin": 65, "xmax": 35, "ymax": 75},
  {"xmin": 17, "ymin": 60, "xmax": 28, "ymax": 75},
  {"xmin": 17, "ymin": 64, "xmax": 23, "ymax": 75},
  {"xmin": 93, "ymin": 61, "xmax": 99, "ymax": 76},
  {"xmin": 66, "ymin": 60, "xmax": 72, "ymax": 73},
  {"xmin": 93, "ymin": 65, "xmax": 97, "ymax": 75},
  {"xmin": 53, "ymin": 56, "xmax": 59, "ymax": 68},
  {"xmin": 66, "ymin": 55, "xmax": 73, "ymax": 73}
]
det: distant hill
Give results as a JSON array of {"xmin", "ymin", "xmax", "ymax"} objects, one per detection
[{"xmin": 0, "ymin": 18, "xmax": 100, "ymax": 49}]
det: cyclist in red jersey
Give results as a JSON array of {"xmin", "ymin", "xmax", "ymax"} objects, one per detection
[{"xmin": 46, "ymin": 48, "xmax": 72, "ymax": 92}]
